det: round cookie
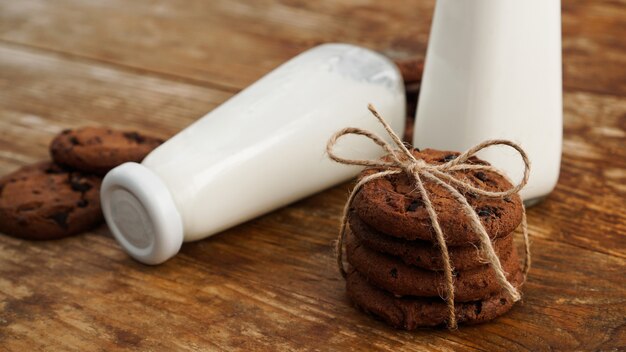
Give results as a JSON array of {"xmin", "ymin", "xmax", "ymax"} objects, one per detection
[
  {"xmin": 345, "ymin": 230, "xmax": 521, "ymax": 302},
  {"xmin": 353, "ymin": 148, "xmax": 523, "ymax": 245},
  {"xmin": 50, "ymin": 127, "xmax": 163, "ymax": 174},
  {"xmin": 346, "ymin": 269, "xmax": 523, "ymax": 330},
  {"xmin": 0, "ymin": 162, "xmax": 103, "ymax": 240},
  {"xmin": 349, "ymin": 211, "xmax": 514, "ymax": 271}
]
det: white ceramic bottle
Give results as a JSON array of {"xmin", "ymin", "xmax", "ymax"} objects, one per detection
[
  {"xmin": 414, "ymin": 0, "xmax": 562, "ymax": 204},
  {"xmin": 101, "ymin": 43, "xmax": 405, "ymax": 264}
]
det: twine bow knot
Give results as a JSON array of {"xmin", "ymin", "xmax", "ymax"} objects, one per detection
[{"xmin": 327, "ymin": 104, "xmax": 531, "ymax": 329}]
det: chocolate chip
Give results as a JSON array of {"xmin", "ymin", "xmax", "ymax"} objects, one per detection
[
  {"xmin": 32, "ymin": 190, "xmax": 41, "ymax": 195},
  {"xmin": 412, "ymin": 147, "xmax": 421, "ymax": 152},
  {"xmin": 406, "ymin": 199, "xmax": 424, "ymax": 211},
  {"xmin": 441, "ymin": 154, "xmax": 457, "ymax": 162},
  {"xmin": 477, "ymin": 207, "xmax": 493, "ymax": 217},
  {"xmin": 477, "ymin": 206, "xmax": 502, "ymax": 218},
  {"xmin": 86, "ymin": 136, "xmax": 103, "ymax": 145},
  {"xmin": 475, "ymin": 172, "xmax": 488, "ymax": 182},
  {"xmin": 71, "ymin": 182, "xmax": 92, "ymax": 193},
  {"xmin": 69, "ymin": 176, "xmax": 92, "ymax": 193},
  {"xmin": 61, "ymin": 129, "xmax": 71, "ymax": 134},
  {"xmin": 390, "ymin": 268, "xmax": 398, "ymax": 279},
  {"xmin": 69, "ymin": 136, "xmax": 80, "ymax": 146},
  {"xmin": 0, "ymin": 183, "xmax": 4, "ymax": 198},
  {"xmin": 17, "ymin": 216, "xmax": 28, "ymax": 226},
  {"xmin": 48, "ymin": 211, "xmax": 69, "ymax": 229},
  {"xmin": 76, "ymin": 199, "xmax": 89, "ymax": 208},
  {"xmin": 123, "ymin": 131, "xmax": 146, "ymax": 144},
  {"xmin": 474, "ymin": 301, "xmax": 483, "ymax": 315},
  {"xmin": 45, "ymin": 166, "xmax": 66, "ymax": 174},
  {"xmin": 504, "ymin": 197, "xmax": 512, "ymax": 203},
  {"xmin": 500, "ymin": 298, "xmax": 507, "ymax": 305}
]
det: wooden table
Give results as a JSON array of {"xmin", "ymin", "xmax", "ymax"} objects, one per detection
[{"xmin": 0, "ymin": 1, "xmax": 624, "ymax": 351}]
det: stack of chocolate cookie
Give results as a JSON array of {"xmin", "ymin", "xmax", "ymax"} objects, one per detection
[
  {"xmin": 0, "ymin": 127, "xmax": 162, "ymax": 240},
  {"xmin": 344, "ymin": 148, "xmax": 525, "ymax": 329}
]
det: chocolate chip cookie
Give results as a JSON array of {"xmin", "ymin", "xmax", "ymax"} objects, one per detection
[
  {"xmin": 50, "ymin": 127, "xmax": 163, "ymax": 174},
  {"xmin": 353, "ymin": 148, "xmax": 523, "ymax": 245},
  {"xmin": 349, "ymin": 211, "xmax": 514, "ymax": 271},
  {"xmin": 345, "ymin": 230, "xmax": 521, "ymax": 302},
  {"xmin": 0, "ymin": 162, "xmax": 103, "ymax": 240},
  {"xmin": 346, "ymin": 269, "xmax": 522, "ymax": 329}
]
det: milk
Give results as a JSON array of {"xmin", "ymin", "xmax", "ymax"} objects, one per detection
[
  {"xmin": 101, "ymin": 44, "xmax": 405, "ymax": 264},
  {"xmin": 414, "ymin": 0, "xmax": 563, "ymax": 203}
]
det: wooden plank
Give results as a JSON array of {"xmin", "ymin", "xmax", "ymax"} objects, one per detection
[
  {"xmin": 0, "ymin": 0, "xmax": 433, "ymax": 91},
  {"xmin": 0, "ymin": 0, "xmax": 625, "ymax": 350},
  {"xmin": 530, "ymin": 91, "xmax": 626, "ymax": 258},
  {"xmin": 0, "ymin": 41, "xmax": 624, "ymax": 350},
  {"xmin": 0, "ymin": 44, "xmax": 230, "ymax": 172},
  {"xmin": 530, "ymin": 93, "xmax": 626, "ymax": 258},
  {"xmin": 0, "ymin": 187, "xmax": 624, "ymax": 351},
  {"xmin": 562, "ymin": 0, "xmax": 626, "ymax": 95},
  {"xmin": 0, "ymin": 43, "xmax": 622, "ymax": 259},
  {"xmin": 1, "ymin": 1, "xmax": 624, "ymax": 96}
]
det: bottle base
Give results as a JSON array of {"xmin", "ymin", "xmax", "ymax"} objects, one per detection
[{"xmin": 101, "ymin": 162, "xmax": 184, "ymax": 265}]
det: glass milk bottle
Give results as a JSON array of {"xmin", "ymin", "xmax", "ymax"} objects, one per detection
[
  {"xmin": 101, "ymin": 43, "xmax": 405, "ymax": 264},
  {"xmin": 414, "ymin": 0, "xmax": 563, "ymax": 204}
]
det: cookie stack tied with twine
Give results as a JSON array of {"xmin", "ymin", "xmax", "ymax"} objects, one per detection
[{"xmin": 327, "ymin": 105, "xmax": 531, "ymax": 330}]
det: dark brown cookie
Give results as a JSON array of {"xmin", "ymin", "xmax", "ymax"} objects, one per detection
[
  {"xmin": 346, "ymin": 269, "xmax": 523, "ymax": 330},
  {"xmin": 393, "ymin": 57, "xmax": 424, "ymax": 83},
  {"xmin": 0, "ymin": 162, "xmax": 103, "ymax": 240},
  {"xmin": 50, "ymin": 127, "xmax": 163, "ymax": 174},
  {"xmin": 353, "ymin": 148, "xmax": 523, "ymax": 245},
  {"xmin": 349, "ymin": 211, "xmax": 514, "ymax": 271},
  {"xmin": 345, "ymin": 230, "xmax": 521, "ymax": 302}
]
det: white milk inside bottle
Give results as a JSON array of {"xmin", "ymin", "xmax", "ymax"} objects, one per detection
[{"xmin": 101, "ymin": 43, "xmax": 405, "ymax": 264}]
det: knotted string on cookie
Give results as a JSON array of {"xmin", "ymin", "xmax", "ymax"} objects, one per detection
[{"xmin": 327, "ymin": 104, "xmax": 531, "ymax": 329}]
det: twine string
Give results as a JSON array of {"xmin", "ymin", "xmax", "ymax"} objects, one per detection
[{"xmin": 327, "ymin": 104, "xmax": 531, "ymax": 329}]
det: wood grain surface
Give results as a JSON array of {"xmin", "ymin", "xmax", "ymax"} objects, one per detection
[{"xmin": 0, "ymin": 1, "xmax": 625, "ymax": 351}]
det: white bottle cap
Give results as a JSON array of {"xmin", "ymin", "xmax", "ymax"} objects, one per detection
[{"xmin": 101, "ymin": 162, "xmax": 183, "ymax": 265}]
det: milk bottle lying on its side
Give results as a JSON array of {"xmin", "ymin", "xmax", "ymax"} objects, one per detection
[{"xmin": 101, "ymin": 43, "xmax": 406, "ymax": 265}]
